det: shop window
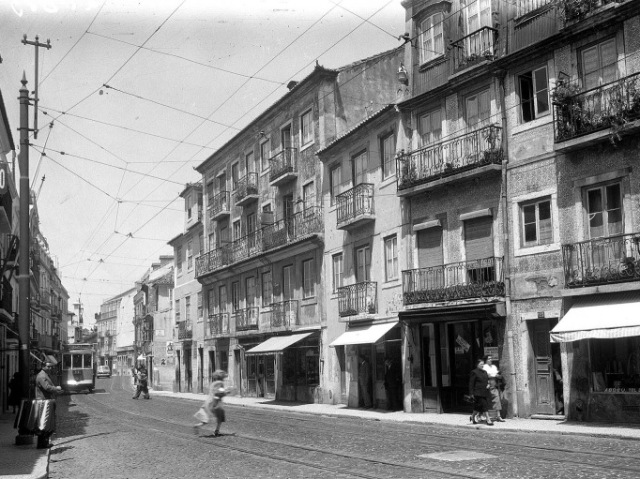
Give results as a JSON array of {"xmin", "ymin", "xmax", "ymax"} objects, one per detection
[{"xmin": 591, "ymin": 337, "xmax": 640, "ymax": 392}]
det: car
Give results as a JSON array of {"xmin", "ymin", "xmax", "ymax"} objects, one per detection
[{"xmin": 97, "ymin": 365, "xmax": 111, "ymax": 378}]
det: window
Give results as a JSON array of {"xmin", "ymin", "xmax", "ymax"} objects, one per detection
[
  {"xmin": 380, "ymin": 132, "xmax": 396, "ymax": 179},
  {"xmin": 352, "ymin": 150, "xmax": 368, "ymax": 186},
  {"xmin": 176, "ymin": 246, "xmax": 183, "ymax": 274},
  {"xmin": 187, "ymin": 240, "xmax": 193, "ymax": 270},
  {"xmin": 283, "ymin": 265, "xmax": 293, "ymax": 300},
  {"xmin": 355, "ymin": 245, "xmax": 371, "ymax": 282},
  {"xmin": 332, "ymin": 254, "xmax": 344, "ymax": 293},
  {"xmin": 186, "ymin": 194, "xmax": 193, "ymax": 219},
  {"xmin": 199, "ymin": 234, "xmax": 204, "ymax": 255},
  {"xmin": 246, "ymin": 277, "xmax": 256, "ymax": 308},
  {"xmin": 517, "ymin": 0, "xmax": 551, "ymax": 17},
  {"xmin": 175, "ymin": 299, "xmax": 181, "ymax": 322},
  {"xmin": 466, "ymin": 0, "xmax": 491, "ymax": 33},
  {"xmin": 330, "ymin": 165, "xmax": 342, "ymax": 205},
  {"xmin": 197, "ymin": 292, "xmax": 203, "ymax": 320},
  {"xmin": 303, "ymin": 181, "xmax": 315, "ymax": 211},
  {"xmin": 218, "ymin": 285, "xmax": 227, "ymax": 313},
  {"xmin": 521, "ymin": 198, "xmax": 553, "ymax": 247},
  {"xmin": 231, "ymin": 282, "xmax": 240, "ymax": 312},
  {"xmin": 384, "ymin": 235, "xmax": 398, "ymax": 281},
  {"xmin": 301, "ymin": 109, "xmax": 313, "ymax": 145},
  {"xmin": 185, "ymin": 296, "xmax": 191, "ymax": 322},
  {"xmin": 585, "ymin": 182, "xmax": 623, "ymax": 239},
  {"xmin": 233, "ymin": 220, "xmax": 241, "ymax": 240},
  {"xmin": 466, "ymin": 89, "xmax": 490, "ymax": 127},
  {"xmin": 260, "ymin": 140, "xmax": 270, "ymax": 171},
  {"xmin": 246, "ymin": 151, "xmax": 256, "ymax": 174},
  {"xmin": 302, "ymin": 259, "xmax": 315, "ymax": 298},
  {"xmin": 419, "ymin": 13, "xmax": 444, "ymax": 64},
  {"xmin": 419, "ymin": 109, "xmax": 442, "ymax": 145},
  {"xmin": 464, "ymin": 216, "xmax": 493, "ymax": 260},
  {"xmin": 518, "ymin": 66, "xmax": 549, "ymax": 122},
  {"xmin": 247, "ymin": 213, "xmax": 257, "ymax": 249},
  {"xmin": 207, "ymin": 289, "xmax": 214, "ymax": 315},
  {"xmin": 231, "ymin": 163, "xmax": 239, "ymax": 189},
  {"xmin": 261, "ymin": 271, "xmax": 273, "ymax": 307},
  {"xmin": 581, "ymin": 38, "xmax": 618, "ymax": 90}
]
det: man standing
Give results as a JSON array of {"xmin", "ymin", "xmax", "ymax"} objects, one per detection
[
  {"xmin": 358, "ymin": 354, "xmax": 372, "ymax": 408},
  {"xmin": 35, "ymin": 362, "xmax": 62, "ymax": 449},
  {"xmin": 132, "ymin": 363, "xmax": 150, "ymax": 399}
]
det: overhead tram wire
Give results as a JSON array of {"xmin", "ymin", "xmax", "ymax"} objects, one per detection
[
  {"xmin": 30, "ymin": 121, "xmax": 54, "ymax": 189},
  {"xmin": 330, "ymin": 0, "xmax": 400, "ymax": 40}
]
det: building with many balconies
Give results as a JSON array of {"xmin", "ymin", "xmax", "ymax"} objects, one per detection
[{"xmin": 195, "ymin": 49, "xmax": 403, "ymax": 403}]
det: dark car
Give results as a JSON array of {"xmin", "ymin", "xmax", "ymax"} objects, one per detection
[{"xmin": 97, "ymin": 365, "xmax": 111, "ymax": 378}]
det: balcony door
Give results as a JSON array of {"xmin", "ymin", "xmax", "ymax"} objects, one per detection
[
  {"xmin": 355, "ymin": 245, "xmax": 371, "ymax": 283},
  {"xmin": 282, "ymin": 265, "xmax": 294, "ymax": 301},
  {"xmin": 465, "ymin": 0, "xmax": 492, "ymax": 56},
  {"xmin": 281, "ymin": 124, "xmax": 292, "ymax": 151},
  {"xmin": 417, "ymin": 226, "xmax": 445, "ymax": 290},
  {"xmin": 584, "ymin": 182, "xmax": 624, "ymax": 269},
  {"xmin": 352, "ymin": 150, "xmax": 368, "ymax": 186},
  {"xmin": 464, "ymin": 216, "xmax": 494, "ymax": 284},
  {"xmin": 283, "ymin": 194, "xmax": 294, "ymax": 237}
]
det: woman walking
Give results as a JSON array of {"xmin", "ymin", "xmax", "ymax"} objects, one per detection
[
  {"xmin": 483, "ymin": 355, "xmax": 505, "ymax": 422},
  {"xmin": 469, "ymin": 358, "xmax": 493, "ymax": 426},
  {"xmin": 194, "ymin": 370, "xmax": 229, "ymax": 437}
]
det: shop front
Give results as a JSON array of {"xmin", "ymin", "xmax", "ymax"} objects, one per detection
[
  {"xmin": 329, "ymin": 321, "xmax": 402, "ymax": 410},
  {"xmin": 552, "ymin": 292, "xmax": 640, "ymax": 423},
  {"xmin": 400, "ymin": 303, "xmax": 506, "ymax": 414},
  {"xmin": 244, "ymin": 332, "xmax": 319, "ymax": 402}
]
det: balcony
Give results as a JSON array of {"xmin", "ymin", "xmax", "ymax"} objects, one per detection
[
  {"xmin": 562, "ymin": 232, "xmax": 640, "ymax": 288},
  {"xmin": 209, "ymin": 191, "xmax": 230, "ymax": 221},
  {"xmin": 402, "ymin": 256, "xmax": 505, "ymax": 306},
  {"xmin": 262, "ymin": 207, "xmax": 323, "ymax": 250},
  {"xmin": 207, "ymin": 312, "xmax": 230, "ymax": 337},
  {"xmin": 336, "ymin": 183, "xmax": 375, "ymax": 230},
  {"xmin": 230, "ymin": 230, "xmax": 263, "ymax": 263},
  {"xmin": 396, "ymin": 124, "xmax": 503, "ymax": 195},
  {"xmin": 233, "ymin": 173, "xmax": 259, "ymax": 207},
  {"xmin": 40, "ymin": 290, "xmax": 51, "ymax": 311},
  {"xmin": 451, "ymin": 27, "xmax": 498, "ymax": 74},
  {"xmin": 177, "ymin": 321, "xmax": 193, "ymax": 340},
  {"xmin": 338, "ymin": 282, "xmax": 377, "ymax": 318},
  {"xmin": 0, "ymin": 280, "xmax": 12, "ymax": 314},
  {"xmin": 270, "ymin": 300, "xmax": 298, "ymax": 329},
  {"xmin": 563, "ymin": 0, "xmax": 616, "ymax": 23},
  {"xmin": 269, "ymin": 148, "xmax": 298, "ymax": 186},
  {"xmin": 196, "ymin": 247, "xmax": 231, "ymax": 277},
  {"xmin": 235, "ymin": 307, "xmax": 259, "ymax": 331},
  {"xmin": 553, "ymin": 72, "xmax": 640, "ymax": 147}
]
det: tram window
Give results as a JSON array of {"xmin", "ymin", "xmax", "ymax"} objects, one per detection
[
  {"xmin": 84, "ymin": 354, "xmax": 93, "ymax": 368},
  {"xmin": 63, "ymin": 355, "xmax": 72, "ymax": 369},
  {"xmin": 72, "ymin": 354, "xmax": 83, "ymax": 368}
]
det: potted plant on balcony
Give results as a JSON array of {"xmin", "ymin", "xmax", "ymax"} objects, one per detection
[
  {"xmin": 552, "ymin": 79, "xmax": 583, "ymax": 140},
  {"xmin": 561, "ymin": 0, "xmax": 602, "ymax": 23}
]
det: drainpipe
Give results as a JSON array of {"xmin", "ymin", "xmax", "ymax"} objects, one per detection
[{"xmin": 498, "ymin": 72, "xmax": 518, "ymax": 418}]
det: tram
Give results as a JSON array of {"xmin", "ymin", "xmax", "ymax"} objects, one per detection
[{"xmin": 61, "ymin": 343, "xmax": 96, "ymax": 392}]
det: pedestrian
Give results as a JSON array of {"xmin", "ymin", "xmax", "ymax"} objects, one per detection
[
  {"xmin": 358, "ymin": 354, "xmax": 372, "ymax": 409},
  {"xmin": 469, "ymin": 358, "xmax": 493, "ymax": 426},
  {"xmin": 35, "ymin": 362, "xmax": 63, "ymax": 448},
  {"xmin": 8, "ymin": 371, "xmax": 22, "ymax": 413},
  {"xmin": 194, "ymin": 370, "xmax": 229, "ymax": 437},
  {"xmin": 483, "ymin": 355, "xmax": 505, "ymax": 422},
  {"xmin": 384, "ymin": 358, "xmax": 402, "ymax": 411},
  {"xmin": 132, "ymin": 363, "xmax": 150, "ymax": 399}
]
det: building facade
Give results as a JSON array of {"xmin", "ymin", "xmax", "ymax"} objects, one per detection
[{"xmin": 98, "ymin": 287, "xmax": 135, "ymax": 372}]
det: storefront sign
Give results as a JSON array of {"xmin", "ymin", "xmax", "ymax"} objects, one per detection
[
  {"xmin": 604, "ymin": 388, "xmax": 640, "ymax": 393},
  {"xmin": 484, "ymin": 347, "xmax": 499, "ymax": 360},
  {"xmin": 166, "ymin": 341, "xmax": 174, "ymax": 357},
  {"xmin": 456, "ymin": 335, "xmax": 470, "ymax": 353}
]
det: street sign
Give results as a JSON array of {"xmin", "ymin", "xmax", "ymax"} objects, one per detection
[{"xmin": 0, "ymin": 162, "xmax": 7, "ymax": 194}]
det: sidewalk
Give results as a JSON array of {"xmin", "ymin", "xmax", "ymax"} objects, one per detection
[
  {"xmin": 153, "ymin": 389, "xmax": 640, "ymax": 441},
  {"xmin": 0, "ymin": 413, "xmax": 48, "ymax": 479},
  {"xmin": 3, "ymin": 391, "xmax": 640, "ymax": 479}
]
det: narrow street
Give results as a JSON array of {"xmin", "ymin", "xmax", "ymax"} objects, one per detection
[{"xmin": 47, "ymin": 378, "xmax": 640, "ymax": 479}]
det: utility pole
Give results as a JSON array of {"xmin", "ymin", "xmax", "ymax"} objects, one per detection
[
  {"xmin": 21, "ymin": 35, "xmax": 51, "ymax": 140},
  {"xmin": 16, "ymin": 73, "xmax": 32, "ymax": 446}
]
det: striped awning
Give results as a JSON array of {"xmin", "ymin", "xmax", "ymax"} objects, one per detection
[{"xmin": 551, "ymin": 293, "xmax": 640, "ymax": 343}]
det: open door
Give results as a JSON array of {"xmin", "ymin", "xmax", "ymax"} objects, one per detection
[{"xmin": 421, "ymin": 323, "xmax": 441, "ymax": 412}]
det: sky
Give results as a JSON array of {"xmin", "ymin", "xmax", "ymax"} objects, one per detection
[{"xmin": 0, "ymin": 0, "xmax": 406, "ymax": 325}]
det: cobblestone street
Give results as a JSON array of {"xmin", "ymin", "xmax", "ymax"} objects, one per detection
[{"xmin": 46, "ymin": 379, "xmax": 640, "ymax": 479}]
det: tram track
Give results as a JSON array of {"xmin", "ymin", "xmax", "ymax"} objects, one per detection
[
  {"xmin": 92, "ymin": 382, "xmax": 640, "ymax": 477},
  {"xmin": 75, "ymin": 391, "xmax": 495, "ymax": 479}
]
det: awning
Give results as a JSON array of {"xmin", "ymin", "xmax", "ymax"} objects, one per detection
[
  {"xmin": 245, "ymin": 332, "xmax": 313, "ymax": 355},
  {"xmin": 329, "ymin": 321, "xmax": 397, "ymax": 347},
  {"xmin": 551, "ymin": 293, "xmax": 640, "ymax": 343}
]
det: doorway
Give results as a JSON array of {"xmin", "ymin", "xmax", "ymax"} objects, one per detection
[{"xmin": 530, "ymin": 318, "xmax": 560, "ymax": 415}]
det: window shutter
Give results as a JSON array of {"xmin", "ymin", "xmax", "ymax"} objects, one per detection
[
  {"xmin": 464, "ymin": 216, "xmax": 493, "ymax": 260},
  {"xmin": 417, "ymin": 227, "xmax": 444, "ymax": 268}
]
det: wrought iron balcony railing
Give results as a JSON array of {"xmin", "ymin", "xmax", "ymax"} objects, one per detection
[
  {"xmin": 177, "ymin": 321, "xmax": 193, "ymax": 340},
  {"xmin": 451, "ymin": 26, "xmax": 498, "ymax": 73},
  {"xmin": 269, "ymin": 148, "xmax": 298, "ymax": 185},
  {"xmin": 235, "ymin": 307, "xmax": 259, "ymax": 331},
  {"xmin": 563, "ymin": 0, "xmax": 616, "ymax": 22},
  {"xmin": 262, "ymin": 207, "xmax": 323, "ymax": 250},
  {"xmin": 207, "ymin": 312, "xmax": 230, "ymax": 337},
  {"xmin": 0, "ymin": 280, "xmax": 12, "ymax": 313},
  {"xmin": 402, "ymin": 256, "xmax": 505, "ymax": 305},
  {"xmin": 397, "ymin": 124, "xmax": 503, "ymax": 192},
  {"xmin": 336, "ymin": 183, "xmax": 375, "ymax": 229},
  {"xmin": 553, "ymin": 71, "xmax": 640, "ymax": 142},
  {"xmin": 233, "ymin": 172, "xmax": 259, "ymax": 206},
  {"xmin": 209, "ymin": 191, "xmax": 230, "ymax": 221},
  {"xmin": 230, "ymin": 230, "xmax": 263, "ymax": 263},
  {"xmin": 562, "ymin": 232, "xmax": 640, "ymax": 288},
  {"xmin": 196, "ymin": 247, "xmax": 231, "ymax": 276},
  {"xmin": 270, "ymin": 300, "xmax": 298, "ymax": 329},
  {"xmin": 337, "ymin": 281, "xmax": 377, "ymax": 317}
]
